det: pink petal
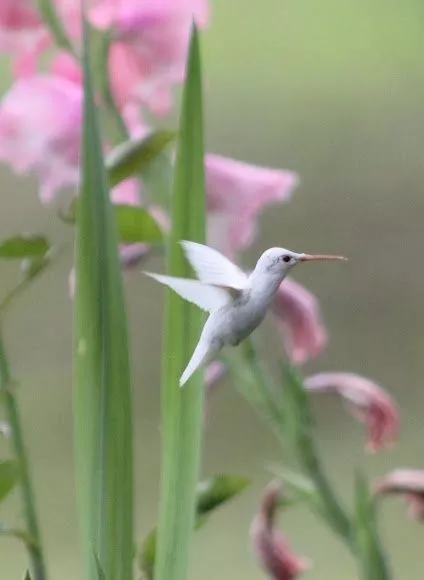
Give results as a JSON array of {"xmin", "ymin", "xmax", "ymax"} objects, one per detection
[
  {"xmin": 0, "ymin": 1, "xmax": 45, "ymax": 54},
  {"xmin": 374, "ymin": 469, "xmax": 424, "ymax": 521},
  {"xmin": 50, "ymin": 52, "xmax": 83, "ymax": 85},
  {"xmin": 272, "ymin": 278, "xmax": 327, "ymax": 365},
  {"xmin": 305, "ymin": 373, "xmax": 399, "ymax": 452},
  {"xmin": 250, "ymin": 482, "xmax": 310, "ymax": 579},
  {"xmin": 93, "ymin": 0, "xmax": 210, "ymax": 115},
  {"xmin": 206, "ymin": 154, "xmax": 299, "ymax": 259},
  {"xmin": 0, "ymin": 75, "xmax": 82, "ymax": 203}
]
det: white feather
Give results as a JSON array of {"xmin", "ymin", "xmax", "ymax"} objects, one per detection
[
  {"xmin": 143, "ymin": 272, "xmax": 229, "ymax": 312},
  {"xmin": 180, "ymin": 338, "xmax": 213, "ymax": 387},
  {"xmin": 180, "ymin": 240, "xmax": 248, "ymax": 290}
]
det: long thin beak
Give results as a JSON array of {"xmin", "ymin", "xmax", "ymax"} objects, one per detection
[{"xmin": 300, "ymin": 253, "xmax": 348, "ymax": 262}]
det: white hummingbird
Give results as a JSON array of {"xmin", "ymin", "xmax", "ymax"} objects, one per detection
[{"xmin": 144, "ymin": 241, "xmax": 347, "ymax": 387}]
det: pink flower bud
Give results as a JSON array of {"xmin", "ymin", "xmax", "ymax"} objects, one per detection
[
  {"xmin": 305, "ymin": 373, "xmax": 399, "ymax": 453},
  {"xmin": 250, "ymin": 482, "xmax": 310, "ymax": 579}
]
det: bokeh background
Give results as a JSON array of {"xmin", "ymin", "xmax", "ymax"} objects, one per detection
[{"xmin": 1, "ymin": 0, "xmax": 424, "ymax": 577}]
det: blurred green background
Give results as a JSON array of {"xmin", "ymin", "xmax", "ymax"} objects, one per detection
[{"xmin": 1, "ymin": 0, "xmax": 424, "ymax": 577}]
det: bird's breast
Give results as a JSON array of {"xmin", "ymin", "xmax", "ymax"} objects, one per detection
[{"xmin": 210, "ymin": 292, "xmax": 268, "ymax": 346}]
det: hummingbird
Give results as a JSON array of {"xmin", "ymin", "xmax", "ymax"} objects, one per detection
[{"xmin": 144, "ymin": 241, "xmax": 347, "ymax": 387}]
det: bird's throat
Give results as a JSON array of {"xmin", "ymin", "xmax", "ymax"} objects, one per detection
[{"xmin": 248, "ymin": 271, "xmax": 286, "ymax": 308}]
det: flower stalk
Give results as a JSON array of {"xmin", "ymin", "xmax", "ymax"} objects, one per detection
[{"xmin": 0, "ymin": 330, "xmax": 47, "ymax": 580}]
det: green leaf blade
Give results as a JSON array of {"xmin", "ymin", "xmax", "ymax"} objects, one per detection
[
  {"xmin": 74, "ymin": 18, "xmax": 133, "ymax": 580},
  {"xmin": 196, "ymin": 475, "xmax": 251, "ymax": 516},
  {"xmin": 139, "ymin": 474, "xmax": 249, "ymax": 579},
  {"xmin": 0, "ymin": 460, "xmax": 20, "ymax": 503},
  {"xmin": 154, "ymin": 25, "xmax": 206, "ymax": 580},
  {"xmin": 106, "ymin": 130, "xmax": 176, "ymax": 187},
  {"xmin": 0, "ymin": 236, "xmax": 49, "ymax": 259},
  {"xmin": 114, "ymin": 205, "xmax": 163, "ymax": 244}
]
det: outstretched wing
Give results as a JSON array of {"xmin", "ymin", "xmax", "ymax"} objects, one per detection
[
  {"xmin": 143, "ymin": 272, "xmax": 230, "ymax": 312},
  {"xmin": 180, "ymin": 240, "xmax": 248, "ymax": 290}
]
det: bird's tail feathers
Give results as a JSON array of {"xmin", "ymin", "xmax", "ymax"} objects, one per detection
[{"xmin": 179, "ymin": 339, "xmax": 213, "ymax": 387}]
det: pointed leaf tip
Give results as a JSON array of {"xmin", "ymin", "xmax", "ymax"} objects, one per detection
[
  {"xmin": 0, "ymin": 460, "xmax": 20, "ymax": 504},
  {"xmin": 106, "ymin": 131, "xmax": 176, "ymax": 187},
  {"xmin": 196, "ymin": 475, "xmax": 251, "ymax": 516}
]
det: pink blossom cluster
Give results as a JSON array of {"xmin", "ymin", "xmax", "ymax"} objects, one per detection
[
  {"xmin": 0, "ymin": 1, "xmax": 321, "ymax": 371},
  {"xmin": 0, "ymin": 2, "xmax": 400, "ymax": 450}
]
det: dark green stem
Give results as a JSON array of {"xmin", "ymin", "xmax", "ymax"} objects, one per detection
[
  {"xmin": 229, "ymin": 344, "xmax": 353, "ymax": 548},
  {"xmin": 282, "ymin": 366, "xmax": 353, "ymax": 546},
  {"xmin": 296, "ymin": 432, "xmax": 352, "ymax": 544},
  {"xmin": 0, "ymin": 331, "xmax": 47, "ymax": 580},
  {"xmin": 242, "ymin": 339, "xmax": 286, "ymax": 424}
]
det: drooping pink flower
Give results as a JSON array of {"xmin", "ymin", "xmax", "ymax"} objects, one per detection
[
  {"xmin": 305, "ymin": 373, "xmax": 399, "ymax": 453},
  {"xmin": 91, "ymin": 0, "xmax": 209, "ymax": 115},
  {"xmin": 272, "ymin": 278, "xmax": 327, "ymax": 365},
  {"xmin": 374, "ymin": 469, "xmax": 424, "ymax": 521},
  {"xmin": 250, "ymin": 481, "xmax": 310, "ymax": 579},
  {"xmin": 0, "ymin": 75, "xmax": 82, "ymax": 203},
  {"xmin": 206, "ymin": 154, "xmax": 299, "ymax": 259}
]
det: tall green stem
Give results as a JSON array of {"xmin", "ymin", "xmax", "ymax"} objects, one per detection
[{"xmin": 0, "ymin": 331, "xmax": 47, "ymax": 580}]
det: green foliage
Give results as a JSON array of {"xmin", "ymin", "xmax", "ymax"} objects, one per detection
[
  {"xmin": 94, "ymin": 554, "xmax": 107, "ymax": 580},
  {"xmin": 282, "ymin": 366, "xmax": 352, "ymax": 543},
  {"xmin": 0, "ymin": 460, "xmax": 20, "ymax": 503},
  {"xmin": 268, "ymin": 466, "xmax": 319, "ymax": 509},
  {"xmin": 0, "ymin": 236, "xmax": 49, "ymax": 259},
  {"xmin": 73, "ymin": 17, "xmax": 133, "ymax": 580},
  {"xmin": 60, "ymin": 201, "xmax": 163, "ymax": 245},
  {"xmin": 106, "ymin": 131, "xmax": 176, "ymax": 188},
  {"xmin": 0, "ymin": 253, "xmax": 53, "ymax": 319},
  {"xmin": 154, "ymin": 25, "xmax": 206, "ymax": 580},
  {"xmin": 354, "ymin": 472, "xmax": 390, "ymax": 580},
  {"xmin": 113, "ymin": 205, "xmax": 163, "ymax": 244},
  {"xmin": 140, "ymin": 475, "xmax": 250, "ymax": 579},
  {"xmin": 0, "ymin": 523, "xmax": 35, "ymax": 548},
  {"xmin": 196, "ymin": 474, "xmax": 251, "ymax": 517},
  {"xmin": 36, "ymin": 0, "xmax": 76, "ymax": 56}
]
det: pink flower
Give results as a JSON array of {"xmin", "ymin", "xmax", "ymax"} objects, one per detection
[
  {"xmin": 206, "ymin": 154, "xmax": 299, "ymax": 259},
  {"xmin": 0, "ymin": 75, "xmax": 82, "ymax": 203},
  {"xmin": 250, "ymin": 481, "xmax": 310, "ymax": 579},
  {"xmin": 304, "ymin": 373, "xmax": 399, "ymax": 453},
  {"xmin": 0, "ymin": 1, "xmax": 44, "ymax": 55},
  {"xmin": 374, "ymin": 469, "xmax": 424, "ymax": 521},
  {"xmin": 91, "ymin": 0, "xmax": 209, "ymax": 115},
  {"xmin": 272, "ymin": 278, "xmax": 327, "ymax": 365}
]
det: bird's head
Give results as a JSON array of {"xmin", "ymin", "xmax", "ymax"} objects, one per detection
[{"xmin": 254, "ymin": 247, "xmax": 347, "ymax": 277}]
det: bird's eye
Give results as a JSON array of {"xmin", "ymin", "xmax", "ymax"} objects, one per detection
[{"xmin": 283, "ymin": 255, "xmax": 291, "ymax": 263}]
